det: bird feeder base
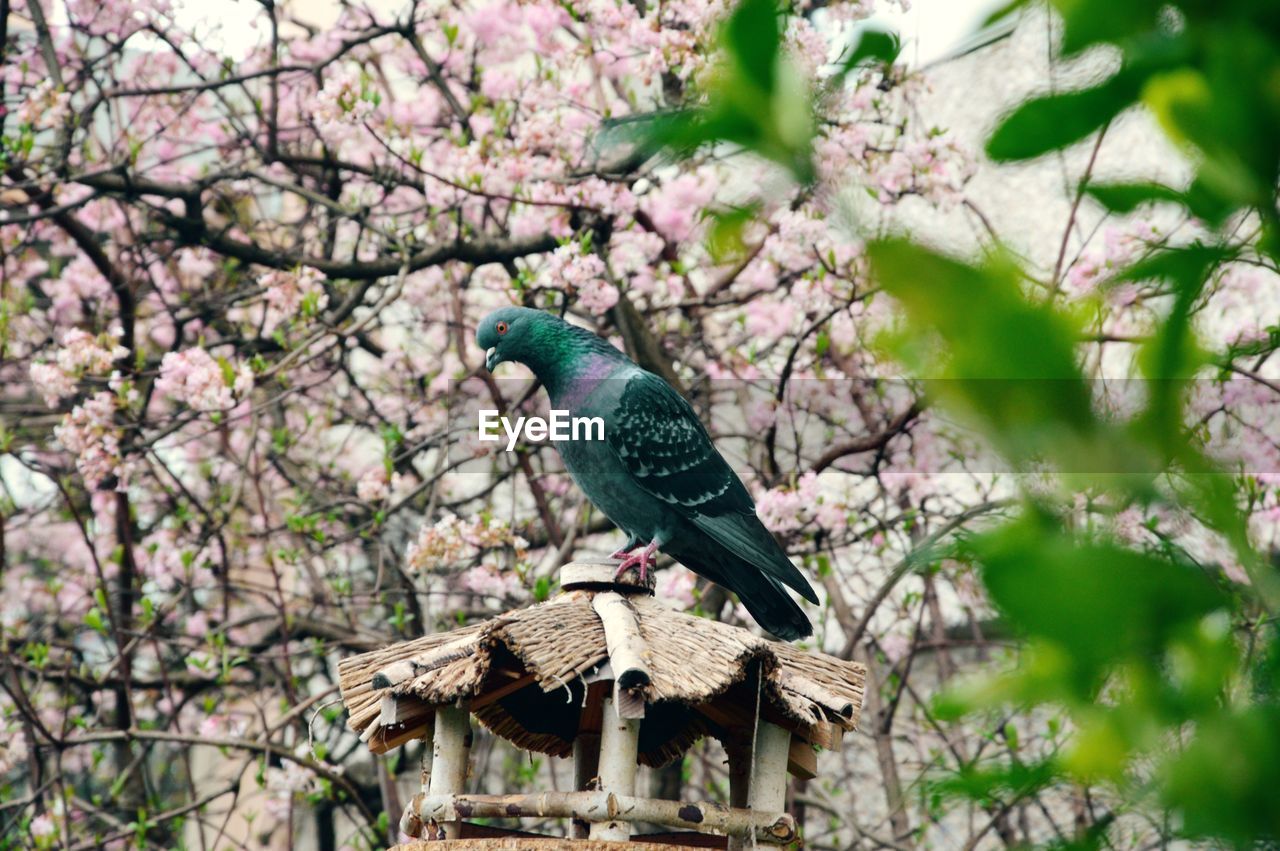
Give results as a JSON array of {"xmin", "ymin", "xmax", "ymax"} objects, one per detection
[{"xmin": 559, "ymin": 560, "xmax": 656, "ymax": 595}]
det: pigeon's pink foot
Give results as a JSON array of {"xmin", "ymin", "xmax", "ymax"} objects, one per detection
[
  {"xmin": 613, "ymin": 540, "xmax": 658, "ymax": 583},
  {"xmin": 609, "ymin": 544, "xmax": 639, "ymax": 560}
]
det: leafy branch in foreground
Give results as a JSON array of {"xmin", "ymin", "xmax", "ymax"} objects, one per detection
[{"xmin": 655, "ymin": 0, "xmax": 1280, "ymax": 844}]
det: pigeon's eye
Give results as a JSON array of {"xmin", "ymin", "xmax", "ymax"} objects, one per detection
[{"xmin": 496, "ymin": 321, "xmax": 509, "ymax": 335}]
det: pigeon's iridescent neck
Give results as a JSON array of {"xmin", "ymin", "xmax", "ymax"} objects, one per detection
[{"xmin": 546, "ymin": 350, "xmax": 620, "ymax": 408}]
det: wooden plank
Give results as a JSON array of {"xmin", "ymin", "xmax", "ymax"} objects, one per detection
[
  {"xmin": 696, "ymin": 692, "xmax": 831, "ymax": 755},
  {"xmin": 634, "ymin": 831, "xmax": 729, "ymax": 848},
  {"xmin": 573, "ymin": 679, "xmax": 609, "ymax": 838},
  {"xmin": 369, "ymin": 718, "xmax": 433, "ymax": 755},
  {"xmin": 470, "ymin": 671, "xmax": 538, "ymax": 710},
  {"xmin": 787, "ymin": 737, "xmax": 818, "ymax": 780}
]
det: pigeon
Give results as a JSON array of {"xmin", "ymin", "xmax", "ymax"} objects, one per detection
[{"xmin": 476, "ymin": 307, "xmax": 818, "ymax": 640}]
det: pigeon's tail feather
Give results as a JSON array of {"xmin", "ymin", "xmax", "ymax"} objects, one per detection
[
  {"xmin": 671, "ymin": 542, "xmax": 813, "ymax": 641},
  {"xmin": 690, "ymin": 513, "xmax": 819, "ymax": 603},
  {"xmin": 732, "ymin": 572, "xmax": 813, "ymax": 641}
]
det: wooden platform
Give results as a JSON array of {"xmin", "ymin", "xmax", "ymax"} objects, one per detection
[{"xmin": 391, "ymin": 840, "xmax": 719, "ymax": 851}]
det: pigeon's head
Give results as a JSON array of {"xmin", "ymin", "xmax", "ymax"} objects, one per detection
[{"xmin": 476, "ymin": 307, "xmax": 554, "ymax": 372}]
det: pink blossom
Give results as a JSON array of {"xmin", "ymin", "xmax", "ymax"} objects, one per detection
[
  {"xmin": 872, "ymin": 136, "xmax": 973, "ymax": 206},
  {"xmin": 744, "ymin": 298, "xmax": 795, "ymax": 340},
  {"xmin": 56, "ymin": 328, "xmax": 127, "ymax": 376},
  {"xmin": 657, "ymin": 569, "xmax": 697, "ymax": 608},
  {"xmin": 757, "ymin": 472, "xmax": 820, "ymax": 533},
  {"xmin": 17, "ymin": 80, "xmax": 70, "ymax": 130},
  {"xmin": 30, "ymin": 814, "xmax": 55, "ymax": 840},
  {"xmin": 459, "ymin": 565, "xmax": 523, "ymax": 599},
  {"xmin": 265, "ymin": 759, "xmax": 320, "ymax": 819},
  {"xmin": 259, "ymin": 267, "xmax": 329, "ymax": 333},
  {"xmin": 54, "ymin": 393, "xmax": 122, "ymax": 490},
  {"xmin": 578, "ymin": 278, "xmax": 619, "ymax": 315},
  {"xmin": 746, "ymin": 399, "xmax": 778, "ymax": 431},
  {"xmin": 644, "ymin": 174, "xmax": 713, "ymax": 241},
  {"xmin": 185, "ymin": 610, "xmax": 209, "ymax": 638},
  {"xmin": 312, "ymin": 69, "xmax": 374, "ymax": 137},
  {"xmin": 30, "ymin": 362, "xmax": 76, "ymax": 407},
  {"xmin": 48, "ymin": 256, "xmax": 112, "ymax": 321},
  {"xmin": 881, "ymin": 631, "xmax": 912, "ymax": 664},
  {"xmin": 356, "ymin": 468, "xmax": 390, "ymax": 502},
  {"xmin": 155, "ymin": 348, "xmax": 252, "ymax": 412}
]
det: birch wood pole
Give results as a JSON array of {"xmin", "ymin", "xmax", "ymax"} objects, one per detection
[
  {"xmin": 414, "ymin": 792, "xmax": 797, "ymax": 843},
  {"xmin": 749, "ymin": 721, "xmax": 792, "ymax": 813},
  {"xmin": 591, "ymin": 591, "xmax": 652, "ymax": 689},
  {"xmin": 589, "ymin": 691, "xmax": 641, "ymax": 841},
  {"xmin": 428, "ymin": 703, "xmax": 472, "ymax": 839}
]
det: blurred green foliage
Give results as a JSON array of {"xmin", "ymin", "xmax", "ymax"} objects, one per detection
[
  {"xmin": 648, "ymin": 0, "xmax": 817, "ymax": 182},
  {"xmin": 989, "ymin": 0, "xmax": 1280, "ymax": 250},
  {"xmin": 654, "ymin": 0, "xmax": 1280, "ymax": 845}
]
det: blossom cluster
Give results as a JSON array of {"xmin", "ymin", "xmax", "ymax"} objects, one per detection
[
  {"xmin": 155, "ymin": 348, "xmax": 254, "ymax": 412},
  {"xmin": 29, "ymin": 329, "xmax": 127, "ymax": 407},
  {"xmin": 756, "ymin": 471, "xmax": 847, "ymax": 533},
  {"xmin": 404, "ymin": 513, "xmax": 530, "ymax": 574},
  {"xmin": 258, "ymin": 266, "xmax": 330, "ymax": 333},
  {"xmin": 541, "ymin": 246, "xmax": 619, "ymax": 315},
  {"xmin": 52, "ymin": 393, "xmax": 123, "ymax": 490}
]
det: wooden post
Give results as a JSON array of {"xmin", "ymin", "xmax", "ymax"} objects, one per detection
[
  {"xmin": 725, "ymin": 737, "xmax": 754, "ymax": 851},
  {"xmin": 749, "ymin": 721, "xmax": 792, "ymax": 813},
  {"xmin": 589, "ymin": 689, "xmax": 640, "ymax": 841},
  {"xmin": 428, "ymin": 703, "xmax": 472, "ymax": 839},
  {"xmin": 571, "ymin": 733, "xmax": 602, "ymax": 839},
  {"xmin": 572, "ymin": 680, "xmax": 608, "ymax": 838}
]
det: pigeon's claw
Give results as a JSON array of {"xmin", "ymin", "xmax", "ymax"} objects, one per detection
[
  {"xmin": 613, "ymin": 540, "xmax": 658, "ymax": 583},
  {"xmin": 609, "ymin": 542, "xmax": 640, "ymax": 560}
]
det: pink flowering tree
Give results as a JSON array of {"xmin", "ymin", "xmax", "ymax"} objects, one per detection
[{"xmin": 3, "ymin": 0, "xmax": 1279, "ymax": 847}]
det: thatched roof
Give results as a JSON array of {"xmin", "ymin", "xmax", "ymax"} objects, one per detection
[{"xmin": 338, "ymin": 563, "xmax": 865, "ymax": 770}]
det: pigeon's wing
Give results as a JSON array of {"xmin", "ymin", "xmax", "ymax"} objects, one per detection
[{"xmin": 605, "ymin": 371, "xmax": 818, "ymax": 603}]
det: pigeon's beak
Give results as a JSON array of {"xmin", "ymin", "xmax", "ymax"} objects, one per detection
[{"xmin": 485, "ymin": 347, "xmax": 500, "ymax": 371}]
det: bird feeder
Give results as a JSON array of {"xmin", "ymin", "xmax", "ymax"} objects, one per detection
[{"xmin": 337, "ymin": 561, "xmax": 865, "ymax": 849}]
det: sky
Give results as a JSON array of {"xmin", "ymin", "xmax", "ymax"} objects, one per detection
[{"xmin": 865, "ymin": 0, "xmax": 1006, "ymax": 67}]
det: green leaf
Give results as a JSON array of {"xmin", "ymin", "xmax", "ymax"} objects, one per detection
[
  {"xmin": 1117, "ymin": 244, "xmax": 1229, "ymax": 461},
  {"xmin": 838, "ymin": 27, "xmax": 900, "ymax": 75},
  {"xmin": 639, "ymin": 0, "xmax": 815, "ymax": 182},
  {"xmin": 1161, "ymin": 706, "xmax": 1280, "ymax": 844},
  {"xmin": 867, "ymin": 239, "xmax": 1105, "ymax": 471},
  {"xmin": 533, "ymin": 575, "xmax": 551, "ymax": 602},
  {"xmin": 982, "ymin": 0, "xmax": 1031, "ymax": 27},
  {"xmin": 706, "ymin": 204, "xmax": 759, "ymax": 262},
  {"xmin": 973, "ymin": 520, "xmax": 1228, "ymax": 692},
  {"xmin": 987, "ymin": 69, "xmax": 1144, "ymax": 161},
  {"xmin": 723, "ymin": 0, "xmax": 781, "ymax": 93},
  {"xmin": 1052, "ymin": 0, "xmax": 1164, "ymax": 55},
  {"xmin": 1083, "ymin": 181, "xmax": 1185, "ymax": 213}
]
